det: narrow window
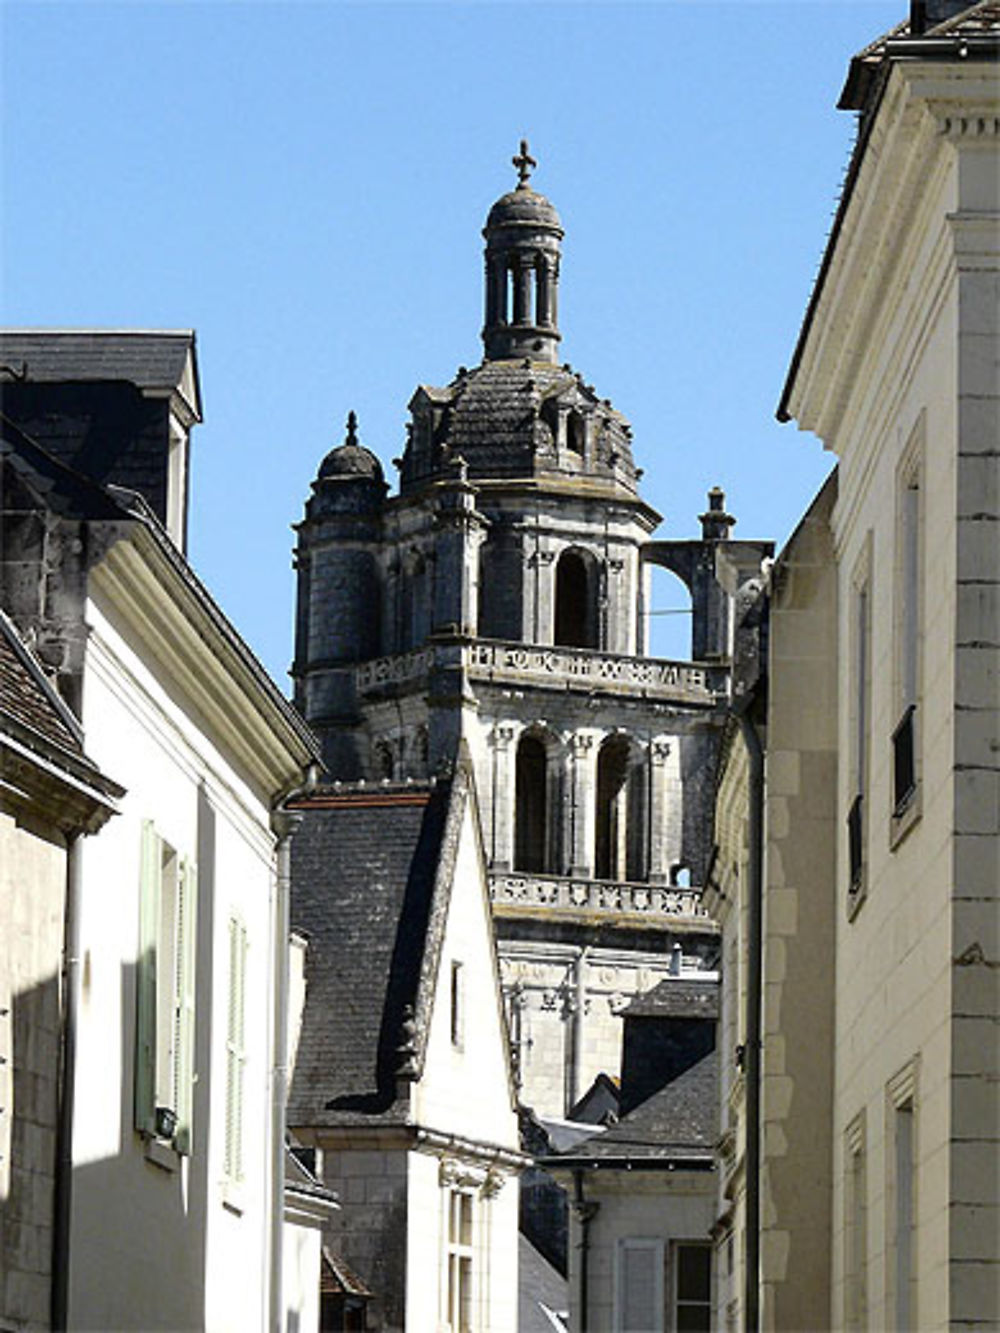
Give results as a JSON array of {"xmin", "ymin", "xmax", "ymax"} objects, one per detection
[
  {"xmin": 848, "ymin": 571, "xmax": 871, "ymax": 897},
  {"xmin": 674, "ymin": 1243, "xmax": 712, "ymax": 1333},
  {"xmin": 892, "ymin": 1101, "xmax": 916, "ymax": 1331},
  {"xmin": 135, "ymin": 822, "xmax": 197, "ymax": 1151},
  {"xmin": 616, "ymin": 1238, "xmax": 664, "ymax": 1333},
  {"xmin": 224, "ymin": 917, "xmax": 248, "ymax": 1182},
  {"xmin": 514, "ymin": 736, "xmax": 548, "ymax": 873},
  {"xmin": 567, "ymin": 409, "xmax": 585, "ymax": 457},
  {"xmin": 446, "ymin": 1190, "xmax": 474, "ymax": 1331},
  {"xmin": 893, "ymin": 468, "xmax": 921, "ymax": 815},
  {"xmin": 845, "ymin": 1117, "xmax": 867, "ymax": 1329},
  {"xmin": 450, "ymin": 961, "xmax": 464, "ymax": 1049},
  {"xmin": 555, "ymin": 549, "xmax": 597, "ymax": 649}
]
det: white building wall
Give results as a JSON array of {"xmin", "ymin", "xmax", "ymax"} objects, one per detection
[{"xmin": 67, "ymin": 597, "xmax": 280, "ymax": 1332}]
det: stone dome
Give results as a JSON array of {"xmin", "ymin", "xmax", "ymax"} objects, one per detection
[
  {"xmin": 317, "ymin": 412, "xmax": 384, "ymax": 484},
  {"xmin": 485, "ymin": 185, "xmax": 562, "ymax": 234}
]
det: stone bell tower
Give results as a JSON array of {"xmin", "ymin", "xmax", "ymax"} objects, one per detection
[{"xmin": 292, "ymin": 145, "xmax": 769, "ymax": 1117}]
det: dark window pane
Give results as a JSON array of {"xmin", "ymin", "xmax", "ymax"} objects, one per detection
[{"xmin": 677, "ymin": 1245, "xmax": 711, "ymax": 1300}]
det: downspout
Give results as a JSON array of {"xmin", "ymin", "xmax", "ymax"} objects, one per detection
[
  {"xmin": 52, "ymin": 833, "xmax": 83, "ymax": 1331},
  {"xmin": 734, "ymin": 704, "xmax": 764, "ymax": 1333},
  {"xmin": 571, "ymin": 1169, "xmax": 598, "ymax": 1333},
  {"xmin": 268, "ymin": 786, "xmax": 309, "ymax": 1333}
]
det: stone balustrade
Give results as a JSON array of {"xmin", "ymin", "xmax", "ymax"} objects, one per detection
[
  {"xmin": 355, "ymin": 637, "xmax": 722, "ymax": 703},
  {"xmin": 489, "ymin": 871, "xmax": 708, "ymax": 920}
]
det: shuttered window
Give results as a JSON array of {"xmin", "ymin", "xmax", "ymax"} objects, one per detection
[
  {"xmin": 617, "ymin": 1238, "xmax": 664, "ymax": 1333},
  {"xmin": 134, "ymin": 820, "xmax": 197, "ymax": 1153},
  {"xmin": 224, "ymin": 916, "xmax": 248, "ymax": 1181}
]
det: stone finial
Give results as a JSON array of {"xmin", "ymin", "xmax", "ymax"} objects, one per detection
[
  {"xmin": 344, "ymin": 410, "xmax": 359, "ymax": 446},
  {"xmin": 699, "ymin": 486, "xmax": 736, "ymax": 542},
  {"xmin": 513, "ymin": 138, "xmax": 537, "ymax": 188}
]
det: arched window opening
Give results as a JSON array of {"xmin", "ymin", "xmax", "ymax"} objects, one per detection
[
  {"xmin": 644, "ymin": 565, "xmax": 693, "ymax": 661},
  {"xmin": 595, "ymin": 736, "xmax": 647, "ymax": 882},
  {"xmin": 671, "ymin": 863, "xmax": 692, "ymax": 888},
  {"xmin": 567, "ymin": 410, "xmax": 585, "ymax": 457},
  {"xmin": 514, "ymin": 736, "xmax": 548, "ymax": 873},
  {"xmin": 555, "ymin": 549, "xmax": 597, "ymax": 649}
]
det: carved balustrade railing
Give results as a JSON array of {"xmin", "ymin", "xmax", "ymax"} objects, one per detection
[
  {"xmin": 355, "ymin": 638, "xmax": 723, "ymax": 703},
  {"xmin": 489, "ymin": 871, "xmax": 708, "ymax": 920}
]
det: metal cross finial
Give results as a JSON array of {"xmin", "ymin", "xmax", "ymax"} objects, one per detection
[
  {"xmin": 345, "ymin": 410, "xmax": 358, "ymax": 444},
  {"xmin": 513, "ymin": 138, "xmax": 536, "ymax": 187}
]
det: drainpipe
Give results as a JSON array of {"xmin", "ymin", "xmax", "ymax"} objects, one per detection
[
  {"xmin": 52, "ymin": 833, "xmax": 83, "ymax": 1331},
  {"xmin": 571, "ymin": 1170, "xmax": 599, "ymax": 1333},
  {"xmin": 734, "ymin": 705, "xmax": 764, "ymax": 1333},
  {"xmin": 269, "ymin": 777, "xmax": 311, "ymax": 1333}
]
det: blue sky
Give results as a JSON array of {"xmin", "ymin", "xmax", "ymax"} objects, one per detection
[{"xmin": 2, "ymin": 0, "xmax": 902, "ymax": 681}]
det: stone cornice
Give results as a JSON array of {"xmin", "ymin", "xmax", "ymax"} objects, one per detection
[{"xmin": 782, "ymin": 58, "xmax": 999, "ymax": 444}]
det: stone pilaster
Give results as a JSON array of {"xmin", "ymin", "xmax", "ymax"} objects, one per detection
[{"xmin": 567, "ymin": 731, "xmax": 599, "ymax": 877}]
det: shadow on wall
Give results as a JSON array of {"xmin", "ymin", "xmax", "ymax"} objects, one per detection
[{"xmin": 3, "ymin": 970, "xmax": 61, "ymax": 1329}]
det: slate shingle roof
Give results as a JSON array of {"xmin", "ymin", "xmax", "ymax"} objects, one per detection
[
  {"xmin": 287, "ymin": 780, "xmax": 454, "ymax": 1127},
  {"xmin": 0, "ymin": 330, "xmax": 200, "ymax": 414},
  {"xmin": 401, "ymin": 358, "xmax": 639, "ymax": 494},
  {"xmin": 625, "ymin": 976, "xmax": 719, "ymax": 1020},
  {"xmin": 0, "ymin": 611, "xmax": 82, "ymax": 754},
  {"xmin": 548, "ymin": 1050, "xmax": 718, "ymax": 1165}
]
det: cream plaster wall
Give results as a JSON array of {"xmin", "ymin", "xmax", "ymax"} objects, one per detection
[
  {"xmin": 66, "ymin": 595, "xmax": 283, "ymax": 1331},
  {"xmin": 412, "ymin": 799, "xmax": 518, "ymax": 1151}
]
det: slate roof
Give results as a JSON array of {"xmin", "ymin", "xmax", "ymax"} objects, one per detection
[
  {"xmin": 287, "ymin": 778, "xmax": 458, "ymax": 1127},
  {"xmin": 545, "ymin": 1049, "xmax": 718, "ymax": 1166},
  {"xmin": 401, "ymin": 358, "xmax": 640, "ymax": 494},
  {"xmin": 0, "ymin": 610, "xmax": 83, "ymax": 754},
  {"xmin": 518, "ymin": 1234, "xmax": 569, "ymax": 1333},
  {"xmin": 625, "ymin": 976, "xmax": 719, "ymax": 1020},
  {"xmin": 0, "ymin": 330, "xmax": 201, "ymax": 417}
]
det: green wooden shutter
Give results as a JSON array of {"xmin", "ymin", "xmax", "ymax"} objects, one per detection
[
  {"xmin": 173, "ymin": 857, "xmax": 198, "ymax": 1154},
  {"xmin": 224, "ymin": 916, "xmax": 247, "ymax": 1180},
  {"xmin": 134, "ymin": 819, "xmax": 160, "ymax": 1135}
]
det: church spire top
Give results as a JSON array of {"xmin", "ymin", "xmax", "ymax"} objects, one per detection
[{"xmin": 482, "ymin": 143, "xmax": 564, "ymax": 363}]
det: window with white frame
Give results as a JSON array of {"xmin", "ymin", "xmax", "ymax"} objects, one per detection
[
  {"xmin": 223, "ymin": 915, "xmax": 248, "ymax": 1182},
  {"xmin": 673, "ymin": 1243, "xmax": 711, "ymax": 1332},
  {"xmin": 446, "ymin": 1188, "xmax": 474, "ymax": 1332},
  {"xmin": 135, "ymin": 820, "xmax": 197, "ymax": 1152},
  {"xmin": 616, "ymin": 1238, "xmax": 664, "ymax": 1333}
]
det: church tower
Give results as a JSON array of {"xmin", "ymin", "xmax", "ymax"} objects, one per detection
[{"xmin": 292, "ymin": 146, "xmax": 768, "ymax": 1116}]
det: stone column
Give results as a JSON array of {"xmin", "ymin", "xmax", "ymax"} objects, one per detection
[
  {"xmin": 489, "ymin": 723, "xmax": 517, "ymax": 870},
  {"xmin": 648, "ymin": 736, "xmax": 681, "ymax": 884},
  {"xmin": 513, "ymin": 254, "xmax": 533, "ymax": 325},
  {"xmin": 536, "ymin": 256, "xmax": 553, "ymax": 328},
  {"xmin": 567, "ymin": 732, "xmax": 599, "ymax": 877}
]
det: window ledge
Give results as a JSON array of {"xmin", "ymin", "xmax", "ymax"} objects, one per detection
[
  {"xmin": 144, "ymin": 1135, "xmax": 180, "ymax": 1173},
  {"xmin": 890, "ymin": 785, "xmax": 922, "ymax": 851}
]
